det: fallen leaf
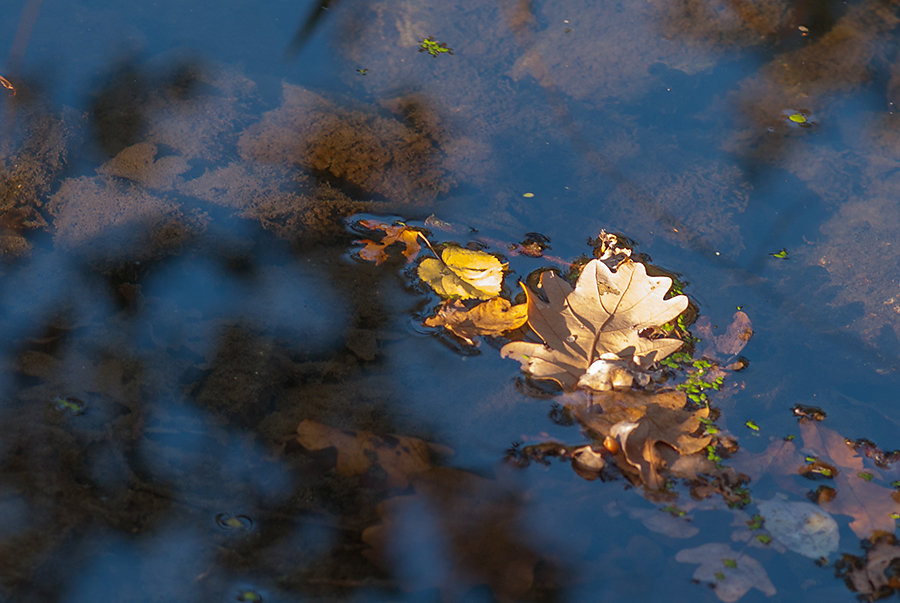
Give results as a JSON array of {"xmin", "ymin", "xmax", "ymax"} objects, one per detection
[
  {"xmin": 757, "ymin": 496, "xmax": 839, "ymax": 559},
  {"xmin": 611, "ymin": 403, "xmax": 712, "ymax": 490},
  {"xmin": 799, "ymin": 420, "xmax": 900, "ymax": 538},
  {"xmin": 418, "ymin": 246, "xmax": 505, "ymax": 300},
  {"xmin": 567, "ymin": 390, "xmax": 711, "ymax": 489},
  {"xmin": 676, "ymin": 543, "xmax": 776, "ymax": 602},
  {"xmin": 501, "ymin": 259, "xmax": 688, "ymax": 390},
  {"xmin": 295, "ymin": 420, "xmax": 450, "ymax": 489},
  {"xmin": 840, "ymin": 533, "xmax": 900, "ymax": 597},
  {"xmin": 733, "ymin": 421, "xmax": 900, "ymax": 538},
  {"xmin": 424, "ymin": 297, "xmax": 526, "ymax": 344},
  {"xmin": 356, "ymin": 220, "xmax": 422, "ymax": 265}
]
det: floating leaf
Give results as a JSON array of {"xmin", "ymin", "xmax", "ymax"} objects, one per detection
[
  {"xmin": 424, "ymin": 297, "xmax": 526, "ymax": 344},
  {"xmin": 676, "ymin": 543, "xmax": 776, "ymax": 602},
  {"xmin": 356, "ymin": 220, "xmax": 422, "ymax": 265},
  {"xmin": 418, "ymin": 246, "xmax": 505, "ymax": 300},
  {"xmin": 757, "ymin": 497, "xmax": 839, "ymax": 559},
  {"xmin": 840, "ymin": 533, "xmax": 900, "ymax": 597},
  {"xmin": 567, "ymin": 390, "xmax": 711, "ymax": 489},
  {"xmin": 501, "ymin": 259, "xmax": 688, "ymax": 390},
  {"xmin": 296, "ymin": 420, "xmax": 450, "ymax": 489},
  {"xmin": 770, "ymin": 248, "xmax": 789, "ymax": 259}
]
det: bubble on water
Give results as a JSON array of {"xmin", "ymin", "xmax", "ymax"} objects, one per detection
[{"xmin": 215, "ymin": 513, "xmax": 253, "ymax": 531}]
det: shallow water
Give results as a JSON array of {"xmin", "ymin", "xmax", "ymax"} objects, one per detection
[{"xmin": 1, "ymin": 0, "xmax": 900, "ymax": 601}]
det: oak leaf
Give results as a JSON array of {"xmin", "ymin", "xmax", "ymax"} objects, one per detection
[
  {"xmin": 424, "ymin": 297, "xmax": 526, "ymax": 344},
  {"xmin": 501, "ymin": 259, "xmax": 688, "ymax": 390},
  {"xmin": 356, "ymin": 220, "xmax": 422, "ymax": 265},
  {"xmin": 799, "ymin": 420, "xmax": 900, "ymax": 538},
  {"xmin": 567, "ymin": 390, "xmax": 711, "ymax": 489},
  {"xmin": 733, "ymin": 421, "xmax": 900, "ymax": 538},
  {"xmin": 418, "ymin": 246, "xmax": 505, "ymax": 300}
]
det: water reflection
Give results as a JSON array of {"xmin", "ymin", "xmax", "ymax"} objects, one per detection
[{"xmin": 0, "ymin": 0, "xmax": 899, "ymax": 600}]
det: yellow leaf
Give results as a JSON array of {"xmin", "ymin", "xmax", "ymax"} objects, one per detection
[
  {"xmin": 417, "ymin": 246, "xmax": 505, "ymax": 300},
  {"xmin": 424, "ymin": 297, "xmax": 527, "ymax": 344},
  {"xmin": 356, "ymin": 220, "xmax": 421, "ymax": 265}
]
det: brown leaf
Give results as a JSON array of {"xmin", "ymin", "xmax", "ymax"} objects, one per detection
[
  {"xmin": 295, "ymin": 420, "xmax": 448, "ymax": 489},
  {"xmin": 356, "ymin": 220, "xmax": 421, "ymax": 265},
  {"xmin": 843, "ymin": 533, "xmax": 900, "ymax": 596},
  {"xmin": 676, "ymin": 542, "xmax": 776, "ymax": 602},
  {"xmin": 734, "ymin": 421, "xmax": 900, "ymax": 538},
  {"xmin": 695, "ymin": 311, "xmax": 753, "ymax": 361},
  {"xmin": 501, "ymin": 259, "xmax": 688, "ymax": 390},
  {"xmin": 424, "ymin": 297, "xmax": 527, "ymax": 344},
  {"xmin": 612, "ymin": 403, "xmax": 712, "ymax": 490},
  {"xmin": 566, "ymin": 390, "xmax": 710, "ymax": 489},
  {"xmin": 799, "ymin": 420, "xmax": 900, "ymax": 538}
]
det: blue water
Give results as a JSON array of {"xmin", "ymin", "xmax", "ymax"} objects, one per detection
[{"xmin": 1, "ymin": 0, "xmax": 898, "ymax": 601}]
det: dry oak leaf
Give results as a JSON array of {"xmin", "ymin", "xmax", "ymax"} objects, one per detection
[
  {"xmin": 356, "ymin": 220, "xmax": 422, "ymax": 265},
  {"xmin": 418, "ymin": 246, "xmax": 505, "ymax": 300},
  {"xmin": 610, "ymin": 403, "xmax": 712, "ymax": 490},
  {"xmin": 799, "ymin": 420, "xmax": 900, "ymax": 539},
  {"xmin": 295, "ymin": 420, "xmax": 450, "ymax": 489},
  {"xmin": 676, "ymin": 542, "xmax": 776, "ymax": 602},
  {"xmin": 501, "ymin": 258, "xmax": 688, "ymax": 390},
  {"xmin": 734, "ymin": 421, "xmax": 900, "ymax": 538},
  {"xmin": 566, "ymin": 390, "xmax": 710, "ymax": 489},
  {"xmin": 424, "ymin": 297, "xmax": 527, "ymax": 344}
]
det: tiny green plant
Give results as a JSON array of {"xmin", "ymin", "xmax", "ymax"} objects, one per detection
[
  {"xmin": 858, "ymin": 472, "xmax": 874, "ymax": 482},
  {"xmin": 770, "ymin": 248, "xmax": 789, "ymax": 259},
  {"xmin": 744, "ymin": 420, "xmax": 760, "ymax": 431},
  {"xmin": 419, "ymin": 37, "xmax": 453, "ymax": 57}
]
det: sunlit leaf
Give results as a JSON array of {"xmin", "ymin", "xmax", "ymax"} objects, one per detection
[
  {"xmin": 501, "ymin": 259, "xmax": 688, "ymax": 390},
  {"xmin": 356, "ymin": 220, "xmax": 422, "ymax": 265},
  {"xmin": 424, "ymin": 297, "xmax": 526, "ymax": 344},
  {"xmin": 418, "ymin": 246, "xmax": 505, "ymax": 300}
]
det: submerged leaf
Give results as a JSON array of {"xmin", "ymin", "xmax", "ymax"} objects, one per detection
[
  {"xmin": 757, "ymin": 497, "xmax": 839, "ymax": 559},
  {"xmin": 418, "ymin": 246, "xmax": 505, "ymax": 300},
  {"xmin": 676, "ymin": 543, "xmax": 776, "ymax": 602},
  {"xmin": 501, "ymin": 259, "xmax": 688, "ymax": 390},
  {"xmin": 424, "ymin": 297, "xmax": 526, "ymax": 344},
  {"xmin": 296, "ymin": 420, "xmax": 449, "ymax": 489}
]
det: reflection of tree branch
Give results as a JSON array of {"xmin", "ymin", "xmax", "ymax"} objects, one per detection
[
  {"xmin": 5, "ymin": 0, "xmax": 43, "ymax": 73},
  {"xmin": 284, "ymin": 0, "xmax": 339, "ymax": 60}
]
